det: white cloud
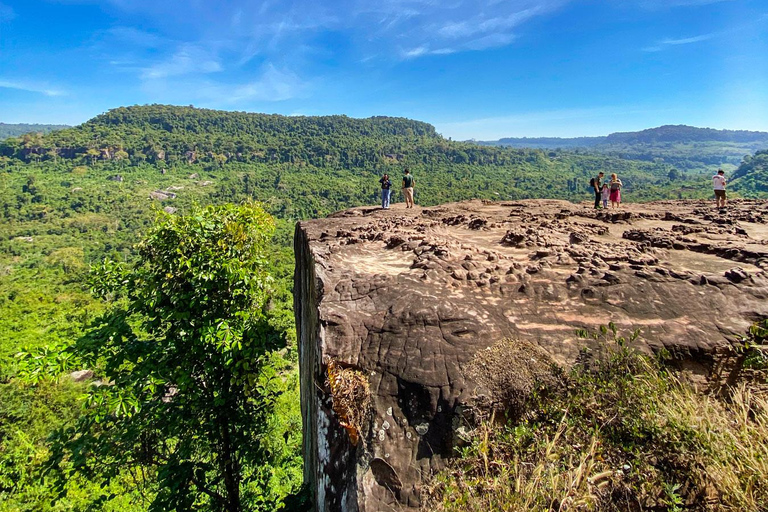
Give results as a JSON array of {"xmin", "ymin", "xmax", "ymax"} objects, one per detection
[
  {"xmin": 642, "ymin": 31, "xmax": 717, "ymax": 52},
  {"xmin": 393, "ymin": 2, "xmax": 562, "ymax": 58},
  {"xmin": 140, "ymin": 44, "xmax": 222, "ymax": 80},
  {"xmin": 638, "ymin": 0, "xmax": 735, "ymax": 8},
  {"xmin": 0, "ymin": 1, "xmax": 14, "ymax": 22},
  {"xmin": 370, "ymin": 0, "xmax": 568, "ymax": 59},
  {"xmin": 139, "ymin": 63, "xmax": 307, "ymax": 105},
  {"xmin": 402, "ymin": 46, "xmax": 429, "ymax": 59},
  {"xmin": 660, "ymin": 34, "xmax": 716, "ymax": 45},
  {"xmin": 82, "ymin": 0, "xmax": 571, "ymax": 65},
  {"xmin": 437, "ymin": 7, "xmax": 543, "ymax": 39},
  {"xmin": 0, "ymin": 79, "xmax": 65, "ymax": 97},
  {"xmin": 218, "ymin": 65, "xmax": 306, "ymax": 103}
]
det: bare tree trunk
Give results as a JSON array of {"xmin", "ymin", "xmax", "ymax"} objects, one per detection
[{"xmin": 218, "ymin": 385, "xmax": 241, "ymax": 512}]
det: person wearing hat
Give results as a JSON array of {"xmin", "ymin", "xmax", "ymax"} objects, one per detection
[
  {"xmin": 402, "ymin": 168, "xmax": 415, "ymax": 209},
  {"xmin": 712, "ymin": 169, "xmax": 727, "ymax": 208}
]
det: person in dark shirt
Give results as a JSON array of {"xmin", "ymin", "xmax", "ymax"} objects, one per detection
[
  {"xmin": 402, "ymin": 169, "xmax": 415, "ymax": 208},
  {"xmin": 591, "ymin": 172, "xmax": 605, "ymax": 209},
  {"xmin": 379, "ymin": 173, "xmax": 392, "ymax": 209}
]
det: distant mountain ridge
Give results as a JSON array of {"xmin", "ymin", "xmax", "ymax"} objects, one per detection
[
  {"xmin": 479, "ymin": 125, "xmax": 768, "ymax": 148},
  {"xmin": 478, "ymin": 125, "xmax": 768, "ymax": 172},
  {"xmin": 0, "ymin": 122, "xmax": 70, "ymax": 140}
]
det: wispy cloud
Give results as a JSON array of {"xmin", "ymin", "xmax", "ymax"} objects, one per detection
[
  {"xmin": 662, "ymin": 34, "xmax": 716, "ymax": 45},
  {"xmin": 400, "ymin": 6, "xmax": 543, "ymax": 57},
  {"xmin": 373, "ymin": 0, "xmax": 569, "ymax": 59},
  {"xmin": 437, "ymin": 7, "xmax": 544, "ymax": 39},
  {"xmin": 199, "ymin": 65, "xmax": 307, "ymax": 103},
  {"xmin": 643, "ymin": 32, "xmax": 716, "ymax": 51},
  {"xmin": 637, "ymin": 0, "xmax": 736, "ymax": 9},
  {"xmin": 85, "ymin": 0, "xmax": 571, "ymax": 67},
  {"xmin": 140, "ymin": 44, "xmax": 222, "ymax": 80},
  {"xmin": 641, "ymin": 13, "xmax": 768, "ymax": 53},
  {"xmin": 139, "ymin": 64, "xmax": 307, "ymax": 105},
  {"xmin": 71, "ymin": 0, "xmax": 571, "ymax": 112},
  {"xmin": 0, "ymin": 1, "xmax": 15, "ymax": 22},
  {"xmin": 0, "ymin": 79, "xmax": 65, "ymax": 97}
]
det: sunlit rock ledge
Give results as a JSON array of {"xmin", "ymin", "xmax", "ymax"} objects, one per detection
[{"xmin": 294, "ymin": 198, "xmax": 768, "ymax": 512}]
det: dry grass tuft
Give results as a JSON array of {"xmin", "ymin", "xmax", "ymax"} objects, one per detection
[
  {"xmin": 424, "ymin": 329, "xmax": 768, "ymax": 512},
  {"xmin": 326, "ymin": 359, "xmax": 371, "ymax": 446},
  {"xmin": 466, "ymin": 338, "xmax": 563, "ymax": 422}
]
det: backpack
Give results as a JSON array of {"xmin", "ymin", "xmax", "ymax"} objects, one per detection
[{"xmin": 589, "ymin": 177, "xmax": 596, "ymax": 189}]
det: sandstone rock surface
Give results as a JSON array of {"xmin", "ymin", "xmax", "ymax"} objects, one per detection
[{"xmin": 294, "ymin": 199, "xmax": 768, "ymax": 512}]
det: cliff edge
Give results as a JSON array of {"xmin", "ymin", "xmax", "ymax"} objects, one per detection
[{"xmin": 294, "ymin": 199, "xmax": 768, "ymax": 511}]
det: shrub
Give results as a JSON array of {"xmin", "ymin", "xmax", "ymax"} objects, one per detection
[{"xmin": 425, "ymin": 328, "xmax": 768, "ymax": 511}]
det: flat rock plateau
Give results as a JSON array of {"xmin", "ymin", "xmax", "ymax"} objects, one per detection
[{"xmin": 294, "ymin": 199, "xmax": 768, "ymax": 512}]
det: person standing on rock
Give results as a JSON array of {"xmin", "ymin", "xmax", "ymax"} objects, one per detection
[
  {"xmin": 590, "ymin": 172, "xmax": 604, "ymax": 209},
  {"xmin": 601, "ymin": 183, "xmax": 610, "ymax": 209},
  {"xmin": 713, "ymin": 169, "xmax": 727, "ymax": 208},
  {"xmin": 379, "ymin": 173, "xmax": 392, "ymax": 209},
  {"xmin": 402, "ymin": 168, "xmax": 415, "ymax": 209},
  {"xmin": 609, "ymin": 173, "xmax": 622, "ymax": 209}
]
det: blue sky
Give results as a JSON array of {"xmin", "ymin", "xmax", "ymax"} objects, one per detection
[{"xmin": 0, "ymin": 0, "xmax": 766, "ymax": 139}]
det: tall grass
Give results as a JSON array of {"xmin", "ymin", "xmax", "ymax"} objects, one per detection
[{"xmin": 425, "ymin": 334, "xmax": 768, "ymax": 511}]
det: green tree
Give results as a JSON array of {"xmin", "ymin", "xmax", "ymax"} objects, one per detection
[
  {"xmin": 36, "ymin": 203, "xmax": 294, "ymax": 511},
  {"xmin": 114, "ymin": 149, "xmax": 130, "ymax": 167}
]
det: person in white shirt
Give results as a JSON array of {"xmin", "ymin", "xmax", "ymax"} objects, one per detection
[{"xmin": 712, "ymin": 169, "xmax": 727, "ymax": 208}]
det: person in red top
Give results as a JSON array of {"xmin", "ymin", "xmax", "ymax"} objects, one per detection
[{"xmin": 608, "ymin": 173, "xmax": 622, "ymax": 209}]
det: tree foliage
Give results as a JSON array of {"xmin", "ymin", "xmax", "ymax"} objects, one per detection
[
  {"xmin": 18, "ymin": 203, "xmax": 299, "ymax": 511},
  {"xmin": 732, "ymin": 149, "xmax": 768, "ymax": 195}
]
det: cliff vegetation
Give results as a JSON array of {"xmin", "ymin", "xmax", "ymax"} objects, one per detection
[{"xmin": 426, "ymin": 326, "xmax": 768, "ymax": 511}]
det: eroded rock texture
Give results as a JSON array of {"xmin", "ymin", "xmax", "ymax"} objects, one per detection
[{"xmin": 294, "ymin": 199, "xmax": 768, "ymax": 512}]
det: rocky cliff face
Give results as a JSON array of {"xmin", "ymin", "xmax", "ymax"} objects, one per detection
[{"xmin": 294, "ymin": 199, "xmax": 768, "ymax": 512}]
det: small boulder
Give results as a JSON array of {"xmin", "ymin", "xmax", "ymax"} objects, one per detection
[{"xmin": 70, "ymin": 370, "xmax": 94, "ymax": 382}]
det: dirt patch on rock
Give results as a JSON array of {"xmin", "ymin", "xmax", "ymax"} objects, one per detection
[{"xmin": 466, "ymin": 338, "xmax": 563, "ymax": 421}]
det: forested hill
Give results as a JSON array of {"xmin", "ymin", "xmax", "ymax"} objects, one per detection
[
  {"xmin": 0, "ymin": 103, "xmax": 712, "ymax": 217},
  {"xmin": 732, "ymin": 149, "xmax": 768, "ymax": 195},
  {"xmin": 478, "ymin": 125, "xmax": 768, "ymax": 172},
  {"xmin": 481, "ymin": 125, "xmax": 768, "ymax": 148},
  {"xmin": 0, "ymin": 122, "xmax": 70, "ymax": 140},
  {"xmin": 88, "ymin": 105, "xmax": 438, "ymax": 139},
  {"xmin": 604, "ymin": 125, "xmax": 768, "ymax": 145},
  {"xmin": 0, "ymin": 105, "xmax": 442, "ymax": 167}
]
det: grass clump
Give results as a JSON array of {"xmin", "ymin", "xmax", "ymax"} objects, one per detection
[
  {"xmin": 326, "ymin": 359, "xmax": 371, "ymax": 446},
  {"xmin": 424, "ymin": 326, "xmax": 768, "ymax": 511}
]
